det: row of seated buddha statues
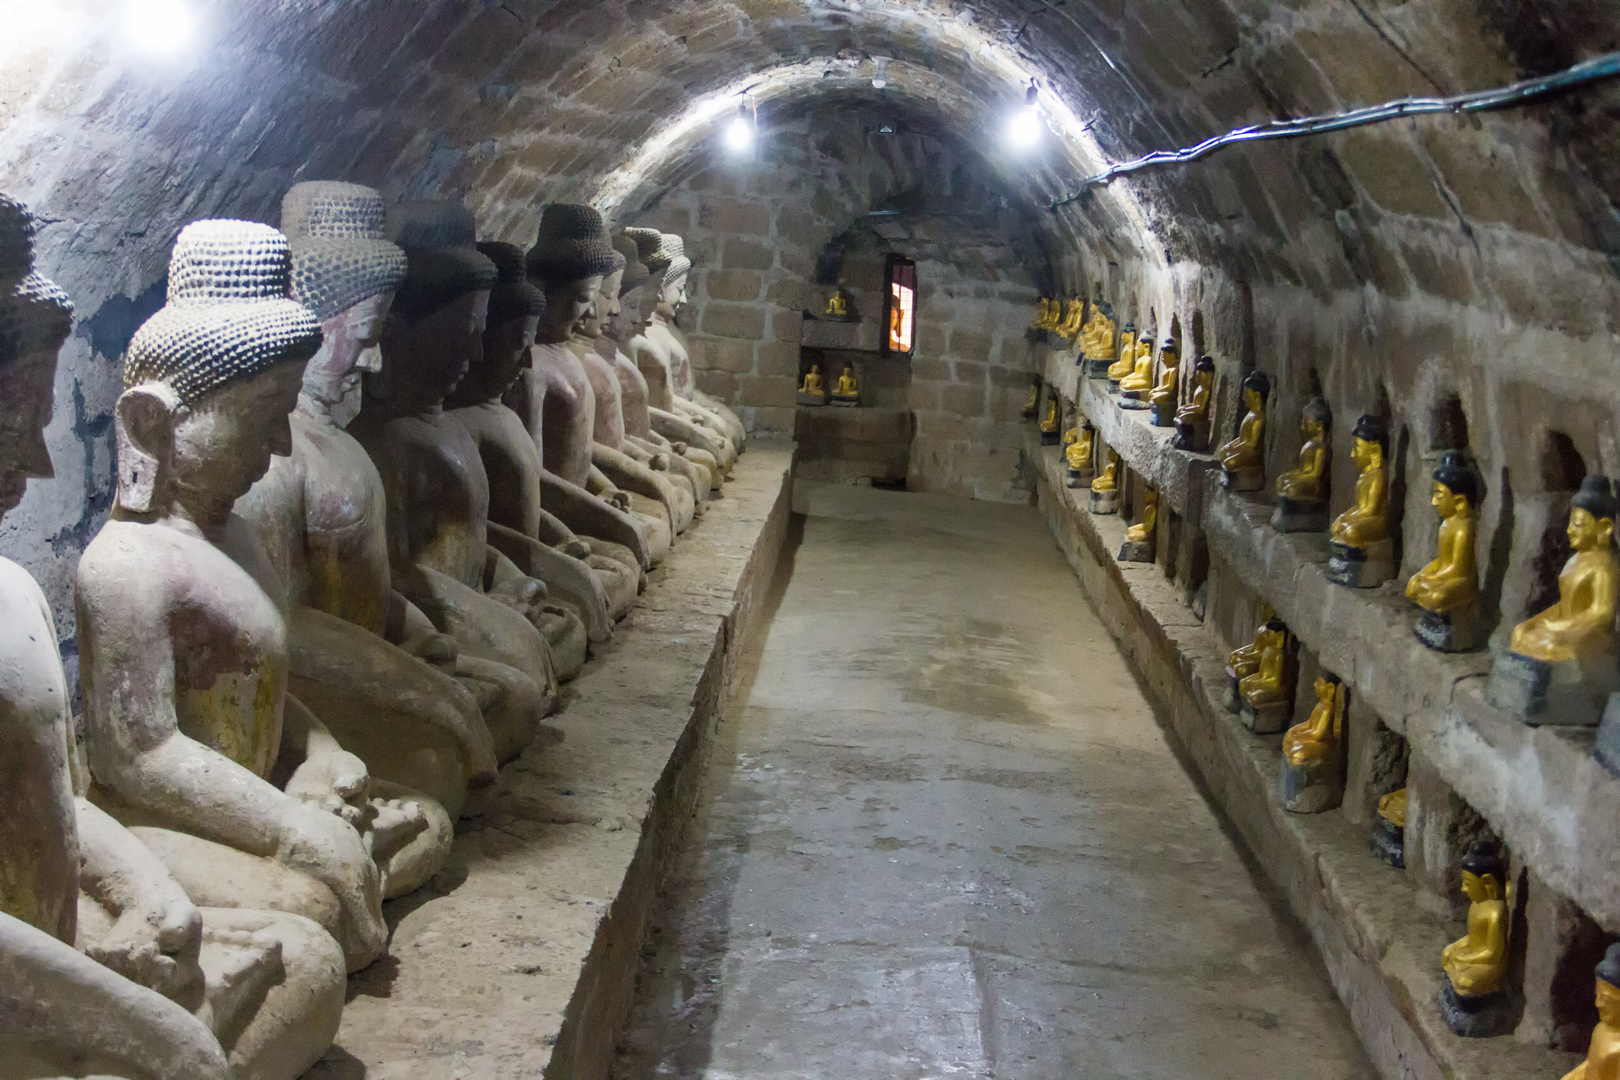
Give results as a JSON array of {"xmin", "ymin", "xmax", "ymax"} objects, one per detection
[
  {"xmin": 0, "ymin": 186, "xmax": 746, "ymax": 1079},
  {"xmin": 1026, "ymin": 286, "xmax": 1119, "ymax": 380}
]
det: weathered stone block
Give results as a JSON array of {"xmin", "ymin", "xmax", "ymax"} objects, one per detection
[
  {"xmin": 699, "ymin": 197, "xmax": 771, "ymax": 236},
  {"xmin": 949, "ymin": 327, "xmax": 993, "ymax": 362},
  {"xmin": 941, "ymin": 382, "xmax": 986, "ymax": 418},
  {"xmin": 736, "ymin": 374, "xmax": 794, "ymax": 409},
  {"xmin": 722, "ymin": 238, "xmax": 774, "ymax": 271},
  {"xmin": 705, "ymin": 268, "xmax": 763, "ymax": 302},
  {"xmin": 701, "ymin": 303, "xmax": 767, "ymax": 341}
]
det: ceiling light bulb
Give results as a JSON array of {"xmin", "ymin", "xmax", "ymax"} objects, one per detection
[
  {"xmin": 1007, "ymin": 80, "xmax": 1043, "ymax": 150},
  {"xmin": 124, "ymin": 0, "xmax": 198, "ymax": 58},
  {"xmin": 725, "ymin": 106, "xmax": 755, "ymax": 152},
  {"xmin": 872, "ymin": 58, "xmax": 889, "ymax": 89}
]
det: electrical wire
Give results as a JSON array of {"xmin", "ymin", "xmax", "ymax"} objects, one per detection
[{"xmin": 1049, "ymin": 51, "xmax": 1620, "ymax": 209}]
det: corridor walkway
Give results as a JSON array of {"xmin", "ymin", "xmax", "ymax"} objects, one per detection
[{"xmin": 615, "ymin": 482, "xmax": 1375, "ymax": 1079}]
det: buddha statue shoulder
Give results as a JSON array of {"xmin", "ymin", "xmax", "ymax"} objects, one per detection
[
  {"xmin": 1562, "ymin": 944, "xmax": 1620, "ymax": 1080},
  {"xmin": 75, "ymin": 221, "xmax": 388, "ymax": 975},
  {"xmin": 1283, "ymin": 676, "xmax": 1343, "ymax": 766},
  {"xmin": 1440, "ymin": 845, "xmax": 1511, "ymax": 1001},
  {"xmin": 1405, "ymin": 451, "xmax": 1482, "ymax": 615},
  {"xmin": 1330, "ymin": 414, "xmax": 1392, "ymax": 548},
  {"xmin": 1507, "ymin": 475, "xmax": 1619, "ymax": 664}
]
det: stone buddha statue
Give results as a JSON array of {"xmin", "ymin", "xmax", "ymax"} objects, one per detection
[
  {"xmin": 443, "ymin": 239, "xmax": 640, "ymax": 639},
  {"xmin": 228, "ymin": 181, "xmax": 493, "ymax": 836},
  {"xmin": 1147, "ymin": 340, "xmax": 1179, "ymax": 426},
  {"xmin": 1, "ymin": 199, "xmax": 346, "ymax": 1080},
  {"xmin": 76, "ymin": 221, "xmax": 391, "ymax": 974},
  {"xmin": 1272, "ymin": 396, "xmax": 1332, "ymax": 532},
  {"xmin": 353, "ymin": 201, "xmax": 558, "ymax": 761},
  {"xmin": 1066, "ymin": 418, "xmax": 1095, "ymax": 487},
  {"xmin": 800, "ymin": 363, "xmax": 825, "ymax": 397},
  {"xmin": 621, "ymin": 230, "xmax": 744, "ymax": 466},
  {"xmin": 1561, "ymin": 944, "xmax": 1620, "ymax": 1080},
  {"xmin": 1039, "ymin": 394, "xmax": 1060, "ymax": 443},
  {"xmin": 1439, "ymin": 844, "xmax": 1515, "ymax": 1037},
  {"xmin": 1172, "ymin": 354, "xmax": 1216, "ymax": 451},
  {"xmin": 1405, "ymin": 450, "xmax": 1485, "ymax": 652},
  {"xmin": 1218, "ymin": 369, "xmax": 1269, "ymax": 492},
  {"xmin": 1238, "ymin": 616, "xmax": 1293, "ymax": 731},
  {"xmin": 1490, "ymin": 475, "xmax": 1620, "ymax": 725},
  {"xmin": 1106, "ymin": 324, "xmax": 1138, "ymax": 383},
  {"xmin": 1117, "ymin": 334, "xmax": 1156, "ymax": 402},
  {"xmin": 1120, "ymin": 487, "xmax": 1157, "ymax": 562},
  {"xmin": 1328, "ymin": 414, "xmax": 1395, "ymax": 588},
  {"xmin": 602, "ymin": 231, "xmax": 718, "ymax": 498}
]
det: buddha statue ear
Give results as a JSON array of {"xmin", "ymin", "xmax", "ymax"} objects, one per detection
[{"xmin": 114, "ymin": 382, "xmax": 181, "ymax": 514}]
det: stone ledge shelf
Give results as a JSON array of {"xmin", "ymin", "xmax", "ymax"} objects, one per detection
[
  {"xmin": 1025, "ymin": 433, "xmax": 1580, "ymax": 1080},
  {"xmin": 800, "ymin": 317, "xmax": 881, "ymax": 352},
  {"xmin": 308, "ymin": 442, "xmax": 795, "ymax": 1080},
  {"xmin": 1074, "ymin": 380, "xmax": 1620, "ymax": 936}
]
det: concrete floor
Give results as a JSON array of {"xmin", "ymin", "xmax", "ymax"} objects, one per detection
[{"xmin": 614, "ymin": 481, "xmax": 1376, "ymax": 1080}]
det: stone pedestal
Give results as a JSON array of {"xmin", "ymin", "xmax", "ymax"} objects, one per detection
[
  {"xmin": 1595, "ymin": 695, "xmax": 1620, "ymax": 774},
  {"xmin": 796, "ymin": 391, "xmax": 826, "ymax": 406},
  {"xmin": 1220, "ymin": 465, "xmax": 1264, "ymax": 493},
  {"xmin": 1086, "ymin": 358, "xmax": 1113, "ymax": 379},
  {"xmin": 1271, "ymin": 495, "xmax": 1329, "ymax": 534},
  {"xmin": 1241, "ymin": 698, "xmax": 1291, "ymax": 734},
  {"xmin": 1118, "ymin": 391, "xmax": 1149, "ymax": 411},
  {"xmin": 1150, "ymin": 398, "xmax": 1175, "ymax": 427},
  {"xmin": 1486, "ymin": 649, "xmax": 1618, "ymax": 727},
  {"xmin": 830, "ymin": 394, "xmax": 860, "ymax": 408},
  {"xmin": 1090, "ymin": 489, "xmax": 1119, "ymax": 515},
  {"xmin": 1064, "ymin": 467, "xmax": 1093, "ymax": 490},
  {"xmin": 1439, "ymin": 979, "xmax": 1517, "ymax": 1038},
  {"xmin": 1107, "ymin": 378, "xmax": 1123, "ymax": 394},
  {"xmin": 1327, "ymin": 538, "xmax": 1395, "ymax": 589},
  {"xmin": 1280, "ymin": 755, "xmax": 1343, "ymax": 813},
  {"xmin": 1118, "ymin": 538, "xmax": 1154, "ymax": 563},
  {"xmin": 1414, "ymin": 605, "xmax": 1486, "ymax": 653},
  {"xmin": 1371, "ymin": 816, "xmax": 1405, "ymax": 868},
  {"xmin": 1040, "ymin": 428, "xmax": 1060, "ymax": 446},
  {"xmin": 1223, "ymin": 669, "xmax": 1244, "ymax": 713},
  {"xmin": 1172, "ymin": 417, "xmax": 1210, "ymax": 452}
]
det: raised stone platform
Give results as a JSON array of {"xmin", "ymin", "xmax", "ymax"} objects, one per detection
[
  {"xmin": 307, "ymin": 442, "xmax": 794, "ymax": 1080},
  {"xmin": 1024, "ymin": 431, "xmax": 1581, "ymax": 1080}
]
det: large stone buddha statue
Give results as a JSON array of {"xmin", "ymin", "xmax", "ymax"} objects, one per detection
[
  {"xmin": 352, "ymin": 200, "xmax": 557, "ymax": 760},
  {"xmin": 444, "ymin": 240, "xmax": 639, "ymax": 638},
  {"xmin": 228, "ymin": 180, "xmax": 492, "ymax": 835},
  {"xmin": 2, "ymin": 205, "xmax": 345, "ymax": 1080},
  {"xmin": 76, "ymin": 221, "xmax": 393, "ymax": 976}
]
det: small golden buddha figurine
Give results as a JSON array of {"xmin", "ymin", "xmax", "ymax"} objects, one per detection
[
  {"xmin": 1090, "ymin": 449, "xmax": 1121, "ymax": 514},
  {"xmin": 1406, "ymin": 451, "xmax": 1486, "ymax": 652},
  {"xmin": 824, "ymin": 287, "xmax": 852, "ymax": 321},
  {"xmin": 1561, "ymin": 944, "xmax": 1620, "ymax": 1080},
  {"xmin": 1147, "ymin": 340, "xmax": 1180, "ymax": 426},
  {"xmin": 1222, "ymin": 605, "xmax": 1274, "ymax": 711},
  {"xmin": 1372, "ymin": 787, "xmax": 1407, "ymax": 867},
  {"xmin": 1120, "ymin": 487, "xmax": 1157, "ymax": 561},
  {"xmin": 1066, "ymin": 419, "xmax": 1094, "ymax": 473},
  {"xmin": 1107, "ymin": 324, "xmax": 1138, "ymax": 382},
  {"xmin": 1272, "ymin": 396, "xmax": 1332, "ymax": 532},
  {"xmin": 1080, "ymin": 297, "xmax": 1117, "ymax": 369},
  {"xmin": 1172, "ymin": 355, "xmax": 1216, "ymax": 451},
  {"xmin": 1238, "ymin": 617, "xmax": 1291, "ymax": 711},
  {"xmin": 1039, "ymin": 396, "xmax": 1061, "ymax": 444},
  {"xmin": 798, "ymin": 363, "xmax": 826, "ymax": 403},
  {"xmin": 831, "ymin": 362, "xmax": 860, "ymax": 404},
  {"xmin": 1059, "ymin": 298, "xmax": 1084, "ymax": 341},
  {"xmin": 1061, "ymin": 423, "xmax": 1077, "ymax": 448},
  {"xmin": 1328, "ymin": 414, "xmax": 1394, "ymax": 587},
  {"xmin": 1283, "ymin": 676, "xmax": 1342, "ymax": 766},
  {"xmin": 1118, "ymin": 335, "xmax": 1156, "ymax": 401},
  {"xmin": 1439, "ymin": 844, "xmax": 1515, "ymax": 1037},
  {"xmin": 1218, "ymin": 370, "xmax": 1269, "ymax": 492},
  {"xmin": 1510, "ymin": 476, "xmax": 1618, "ymax": 664},
  {"xmin": 1030, "ymin": 298, "xmax": 1051, "ymax": 332}
]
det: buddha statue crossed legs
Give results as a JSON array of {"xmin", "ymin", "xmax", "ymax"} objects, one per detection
[{"xmin": 1106, "ymin": 324, "xmax": 1138, "ymax": 384}]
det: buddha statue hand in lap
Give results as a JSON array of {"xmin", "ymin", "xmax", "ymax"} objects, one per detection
[
  {"xmin": 1279, "ymin": 675, "xmax": 1346, "ymax": 813},
  {"xmin": 1059, "ymin": 297, "xmax": 1084, "ymax": 341},
  {"xmin": 1406, "ymin": 450, "xmax": 1487, "ymax": 653},
  {"xmin": 1147, "ymin": 340, "xmax": 1179, "ymax": 426},
  {"xmin": 1089, "ymin": 450, "xmax": 1120, "ymax": 514},
  {"xmin": 1489, "ymin": 474, "xmax": 1620, "ymax": 726},
  {"xmin": 1327, "ymin": 414, "xmax": 1395, "ymax": 588},
  {"xmin": 1172, "ymin": 354, "xmax": 1216, "ymax": 451},
  {"xmin": 76, "ymin": 220, "xmax": 387, "ymax": 978},
  {"xmin": 1272, "ymin": 396, "xmax": 1332, "ymax": 533},
  {"xmin": 1561, "ymin": 943, "xmax": 1620, "ymax": 1080},
  {"xmin": 1119, "ymin": 487, "xmax": 1157, "ymax": 562},
  {"xmin": 1218, "ymin": 369, "xmax": 1269, "ymax": 492},
  {"xmin": 1238, "ymin": 616, "xmax": 1293, "ymax": 733},
  {"xmin": 1106, "ymin": 324, "xmax": 1138, "ymax": 383},
  {"xmin": 1065, "ymin": 418, "xmax": 1095, "ymax": 488},
  {"xmin": 1439, "ymin": 843, "xmax": 1517, "ymax": 1037}
]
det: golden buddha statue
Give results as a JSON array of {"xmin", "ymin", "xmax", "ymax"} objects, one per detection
[
  {"xmin": 1331, "ymin": 414, "xmax": 1391, "ymax": 548},
  {"xmin": 1277, "ymin": 397, "xmax": 1331, "ymax": 501},
  {"xmin": 1172, "ymin": 355, "xmax": 1216, "ymax": 451},
  {"xmin": 1080, "ymin": 300, "xmax": 1117, "ymax": 364},
  {"xmin": 832, "ymin": 362, "xmax": 859, "ymax": 402},
  {"xmin": 1283, "ymin": 676, "xmax": 1343, "ymax": 766},
  {"xmin": 799, "ymin": 363, "xmax": 824, "ymax": 397},
  {"xmin": 1508, "ymin": 476, "xmax": 1618, "ymax": 664},
  {"xmin": 1059, "ymin": 298, "xmax": 1084, "ymax": 341},
  {"xmin": 1039, "ymin": 396, "xmax": 1060, "ymax": 443},
  {"xmin": 1238, "ymin": 617, "xmax": 1290, "ymax": 709},
  {"xmin": 1021, "ymin": 379, "xmax": 1040, "ymax": 418},
  {"xmin": 1118, "ymin": 335, "xmax": 1156, "ymax": 398},
  {"xmin": 1147, "ymin": 340, "xmax": 1179, "ymax": 425},
  {"xmin": 1066, "ymin": 420, "xmax": 1094, "ymax": 473},
  {"xmin": 1061, "ymin": 423, "xmax": 1077, "ymax": 448},
  {"xmin": 1378, "ymin": 787, "xmax": 1407, "ymax": 825},
  {"xmin": 1218, "ymin": 370, "xmax": 1269, "ymax": 491},
  {"xmin": 1561, "ymin": 944, "xmax": 1620, "ymax": 1080},
  {"xmin": 824, "ymin": 287, "xmax": 851, "ymax": 320},
  {"xmin": 1107, "ymin": 325, "xmax": 1138, "ymax": 382},
  {"xmin": 1030, "ymin": 298, "xmax": 1051, "ymax": 332},
  {"xmin": 1091, "ymin": 451, "xmax": 1119, "ymax": 493},
  {"xmin": 1439, "ymin": 844, "xmax": 1512, "ymax": 1035},
  {"xmin": 1406, "ymin": 451, "xmax": 1482, "ymax": 614}
]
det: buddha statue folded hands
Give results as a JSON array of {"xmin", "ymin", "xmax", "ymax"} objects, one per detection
[
  {"xmin": 799, "ymin": 363, "xmax": 825, "ymax": 401},
  {"xmin": 1217, "ymin": 370, "xmax": 1269, "ymax": 492},
  {"xmin": 832, "ymin": 362, "xmax": 860, "ymax": 404},
  {"xmin": 1405, "ymin": 451, "xmax": 1486, "ymax": 652},
  {"xmin": 1066, "ymin": 419, "xmax": 1094, "ymax": 479}
]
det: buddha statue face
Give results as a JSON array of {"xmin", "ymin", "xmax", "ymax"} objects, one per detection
[
  {"xmin": 1459, "ymin": 870, "xmax": 1500, "ymax": 904},
  {"xmin": 302, "ymin": 291, "xmax": 393, "ymax": 425},
  {"xmin": 1313, "ymin": 675, "xmax": 1334, "ymax": 703},
  {"xmin": 657, "ymin": 272, "xmax": 688, "ymax": 318},
  {"xmin": 0, "ymin": 342, "xmax": 59, "ymax": 515},
  {"xmin": 1432, "ymin": 480, "xmax": 1466, "ymax": 519},
  {"xmin": 1244, "ymin": 385, "xmax": 1264, "ymax": 414},
  {"xmin": 592, "ymin": 269, "xmax": 626, "ymax": 339},
  {"xmin": 377, "ymin": 290, "xmax": 489, "ymax": 411},
  {"xmin": 1567, "ymin": 506, "xmax": 1616, "ymax": 552},
  {"xmin": 1349, "ymin": 435, "xmax": 1381, "ymax": 472},
  {"xmin": 1301, "ymin": 416, "xmax": 1325, "ymax": 442},
  {"xmin": 482, "ymin": 314, "xmax": 540, "ymax": 394},
  {"xmin": 543, "ymin": 276, "xmax": 602, "ymax": 342}
]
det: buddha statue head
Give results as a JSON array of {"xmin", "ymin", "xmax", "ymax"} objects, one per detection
[
  {"xmin": 583, "ymin": 246, "xmax": 628, "ymax": 341},
  {"xmin": 1459, "ymin": 843, "xmax": 1506, "ymax": 904},
  {"xmin": 373, "ymin": 200, "xmax": 497, "ymax": 414},
  {"xmin": 0, "ymin": 194, "xmax": 73, "ymax": 516},
  {"xmin": 652, "ymin": 233, "xmax": 691, "ymax": 320},
  {"xmin": 609, "ymin": 233, "xmax": 651, "ymax": 339},
  {"xmin": 1350, "ymin": 413, "xmax": 1387, "ymax": 472},
  {"xmin": 468, "ymin": 240, "xmax": 545, "ymax": 397},
  {"xmin": 118, "ymin": 220, "xmax": 322, "ymax": 526},
  {"xmin": 622, "ymin": 226, "xmax": 664, "ymax": 323},
  {"xmin": 281, "ymin": 181, "xmax": 406, "ymax": 428},
  {"xmin": 1160, "ymin": 338, "xmax": 1178, "ymax": 365},
  {"xmin": 1301, "ymin": 395, "xmax": 1331, "ymax": 442},
  {"xmin": 527, "ymin": 203, "xmax": 617, "ymax": 346},
  {"xmin": 1567, "ymin": 474, "xmax": 1618, "ymax": 553},
  {"xmin": 1432, "ymin": 450, "xmax": 1483, "ymax": 520},
  {"xmin": 1595, "ymin": 943, "xmax": 1620, "ymax": 1022},
  {"xmin": 1242, "ymin": 369, "xmax": 1270, "ymax": 415}
]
